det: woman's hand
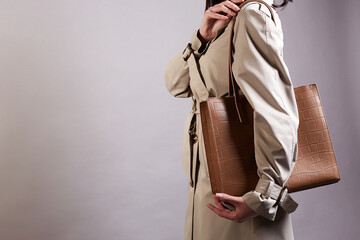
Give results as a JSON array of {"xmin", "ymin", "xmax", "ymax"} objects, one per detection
[
  {"xmin": 198, "ymin": 0, "xmax": 244, "ymax": 43},
  {"xmin": 207, "ymin": 193, "xmax": 259, "ymax": 223}
]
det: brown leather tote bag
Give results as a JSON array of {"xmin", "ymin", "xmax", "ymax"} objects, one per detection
[{"xmin": 199, "ymin": 0, "xmax": 340, "ymax": 196}]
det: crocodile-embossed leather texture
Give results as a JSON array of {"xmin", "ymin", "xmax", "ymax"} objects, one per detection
[
  {"xmin": 200, "ymin": 84, "xmax": 340, "ymax": 196},
  {"xmin": 286, "ymin": 84, "xmax": 340, "ymax": 192},
  {"xmin": 200, "ymin": 94, "xmax": 259, "ymax": 196}
]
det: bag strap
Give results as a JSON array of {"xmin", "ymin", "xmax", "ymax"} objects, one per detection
[
  {"xmin": 227, "ymin": 0, "xmax": 276, "ymax": 123},
  {"xmin": 228, "ymin": 0, "xmax": 276, "ymax": 98}
]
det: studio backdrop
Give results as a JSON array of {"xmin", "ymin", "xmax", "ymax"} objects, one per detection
[{"xmin": 0, "ymin": 0, "xmax": 359, "ymax": 239}]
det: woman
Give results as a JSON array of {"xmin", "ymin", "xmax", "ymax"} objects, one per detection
[{"xmin": 165, "ymin": 0, "xmax": 299, "ymax": 239}]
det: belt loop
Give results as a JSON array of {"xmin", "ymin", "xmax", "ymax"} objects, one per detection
[
  {"xmin": 275, "ymin": 186, "xmax": 288, "ymax": 206},
  {"xmin": 274, "ymin": 186, "xmax": 298, "ymax": 214},
  {"xmin": 183, "ymin": 43, "xmax": 194, "ymax": 61}
]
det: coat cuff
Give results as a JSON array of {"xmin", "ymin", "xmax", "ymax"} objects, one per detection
[
  {"xmin": 183, "ymin": 29, "xmax": 211, "ymax": 60},
  {"xmin": 242, "ymin": 177, "xmax": 298, "ymax": 221}
]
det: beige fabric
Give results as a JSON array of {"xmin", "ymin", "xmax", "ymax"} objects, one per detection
[{"xmin": 165, "ymin": 0, "xmax": 299, "ymax": 239}]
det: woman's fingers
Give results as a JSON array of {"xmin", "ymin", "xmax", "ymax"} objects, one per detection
[
  {"xmin": 229, "ymin": 0, "xmax": 246, "ymax": 4},
  {"xmin": 209, "ymin": 4, "xmax": 237, "ymax": 17},
  {"xmin": 215, "ymin": 193, "xmax": 240, "ymax": 205},
  {"xmin": 213, "ymin": 194, "xmax": 226, "ymax": 210},
  {"xmin": 206, "ymin": 10, "xmax": 229, "ymax": 20},
  {"xmin": 212, "ymin": 194, "xmax": 234, "ymax": 212},
  {"xmin": 212, "ymin": 0, "xmax": 244, "ymax": 16},
  {"xmin": 208, "ymin": 194, "xmax": 259, "ymax": 223},
  {"xmin": 222, "ymin": 0, "xmax": 241, "ymax": 12},
  {"xmin": 198, "ymin": 0, "xmax": 244, "ymax": 44},
  {"xmin": 207, "ymin": 203, "xmax": 234, "ymax": 219}
]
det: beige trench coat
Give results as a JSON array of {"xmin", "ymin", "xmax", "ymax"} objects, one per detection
[{"xmin": 165, "ymin": 0, "xmax": 299, "ymax": 239}]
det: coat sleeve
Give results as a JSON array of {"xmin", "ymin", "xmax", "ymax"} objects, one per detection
[
  {"xmin": 165, "ymin": 29, "xmax": 211, "ymax": 98},
  {"xmin": 232, "ymin": 5, "xmax": 300, "ymax": 221}
]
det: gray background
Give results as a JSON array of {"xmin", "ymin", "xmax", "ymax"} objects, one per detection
[{"xmin": 0, "ymin": 0, "xmax": 359, "ymax": 239}]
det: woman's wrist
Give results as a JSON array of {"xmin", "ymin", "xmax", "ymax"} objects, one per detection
[{"xmin": 197, "ymin": 29, "xmax": 212, "ymax": 44}]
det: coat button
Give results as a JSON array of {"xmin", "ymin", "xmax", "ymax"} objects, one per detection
[
  {"xmin": 193, "ymin": 134, "xmax": 198, "ymax": 143},
  {"xmin": 190, "ymin": 181, "xmax": 194, "ymax": 188}
]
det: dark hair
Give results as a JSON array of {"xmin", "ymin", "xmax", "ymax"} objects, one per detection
[{"xmin": 205, "ymin": 0, "xmax": 293, "ymax": 11}]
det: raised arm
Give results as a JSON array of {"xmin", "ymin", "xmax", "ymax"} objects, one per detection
[{"xmin": 164, "ymin": 30, "xmax": 211, "ymax": 98}]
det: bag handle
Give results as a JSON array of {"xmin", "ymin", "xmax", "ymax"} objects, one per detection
[{"xmin": 227, "ymin": 0, "xmax": 276, "ymax": 123}]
